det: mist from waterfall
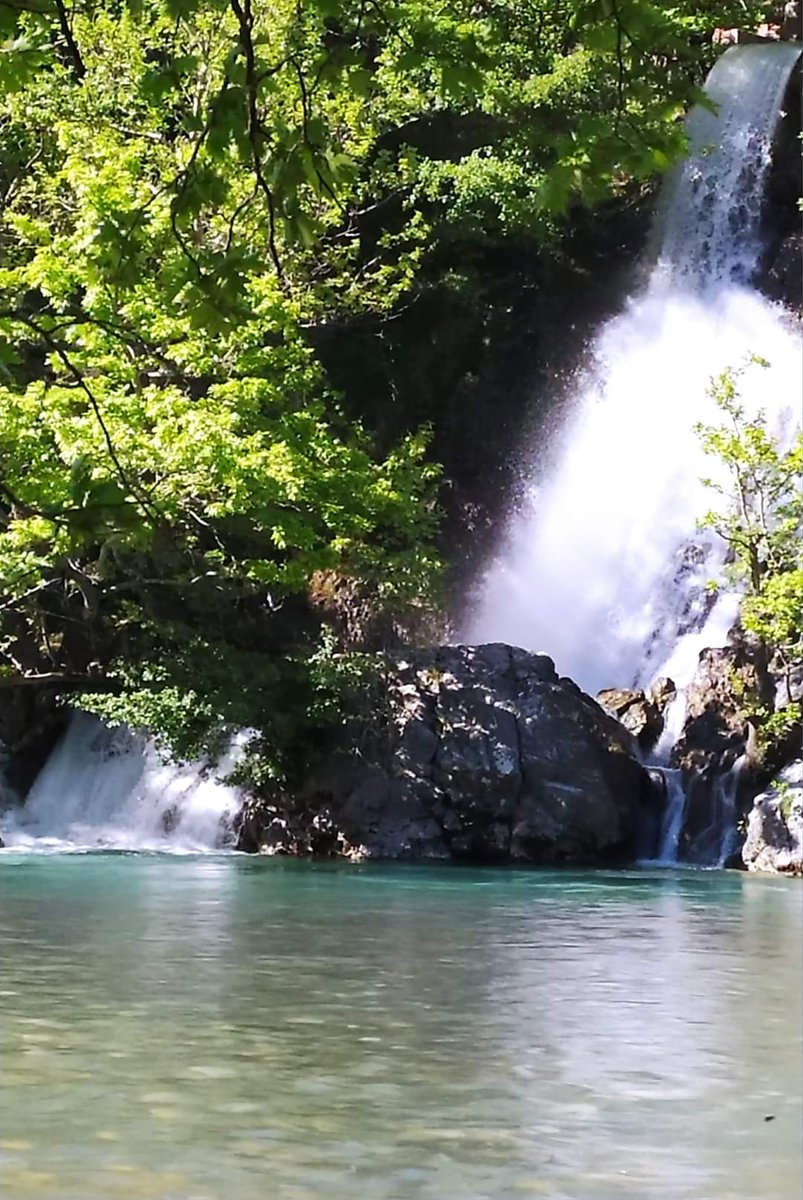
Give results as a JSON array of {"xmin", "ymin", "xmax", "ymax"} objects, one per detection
[{"xmin": 464, "ymin": 43, "xmax": 802, "ymax": 700}]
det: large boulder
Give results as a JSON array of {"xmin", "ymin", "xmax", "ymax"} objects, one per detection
[
  {"xmin": 239, "ymin": 644, "xmax": 651, "ymax": 864},
  {"xmin": 742, "ymin": 762, "xmax": 803, "ymax": 875}
]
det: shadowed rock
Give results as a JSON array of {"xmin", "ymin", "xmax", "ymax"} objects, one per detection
[{"xmin": 239, "ymin": 644, "xmax": 650, "ymax": 865}]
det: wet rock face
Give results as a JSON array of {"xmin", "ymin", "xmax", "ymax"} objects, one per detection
[
  {"xmin": 596, "ymin": 678, "xmax": 675, "ymax": 751},
  {"xmin": 762, "ymin": 231, "xmax": 803, "ymax": 310},
  {"xmin": 758, "ymin": 60, "xmax": 803, "ymax": 313},
  {"xmin": 782, "ymin": 1, "xmax": 802, "ymax": 41},
  {"xmin": 668, "ymin": 644, "xmax": 762, "ymax": 861},
  {"xmin": 239, "ymin": 644, "xmax": 650, "ymax": 865},
  {"xmin": 742, "ymin": 762, "xmax": 803, "ymax": 875},
  {"xmin": 663, "ymin": 632, "xmax": 802, "ymax": 865},
  {"xmin": 671, "ymin": 647, "xmax": 756, "ymax": 771}
]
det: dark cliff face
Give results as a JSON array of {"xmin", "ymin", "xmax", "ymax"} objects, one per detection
[
  {"xmin": 758, "ymin": 60, "xmax": 803, "ymax": 312},
  {"xmin": 0, "ymin": 690, "xmax": 68, "ymax": 797},
  {"xmin": 309, "ymin": 192, "xmax": 655, "ymax": 590}
]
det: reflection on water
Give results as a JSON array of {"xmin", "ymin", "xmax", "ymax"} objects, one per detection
[{"xmin": 1, "ymin": 857, "xmax": 801, "ymax": 1199}]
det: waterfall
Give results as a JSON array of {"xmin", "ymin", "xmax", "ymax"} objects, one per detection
[
  {"xmin": 656, "ymin": 770, "xmax": 688, "ymax": 863},
  {"xmin": 466, "ymin": 44, "xmax": 801, "ymax": 695},
  {"xmin": 3, "ymin": 47, "xmax": 799, "ymax": 862},
  {"xmin": 656, "ymin": 43, "xmax": 802, "ymax": 284},
  {"xmin": 0, "ymin": 712, "xmax": 245, "ymax": 853},
  {"xmin": 464, "ymin": 43, "xmax": 801, "ymax": 862}
]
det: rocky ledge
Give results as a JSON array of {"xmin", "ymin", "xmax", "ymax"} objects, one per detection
[
  {"xmin": 742, "ymin": 761, "xmax": 803, "ymax": 875},
  {"xmin": 237, "ymin": 643, "xmax": 653, "ymax": 865}
]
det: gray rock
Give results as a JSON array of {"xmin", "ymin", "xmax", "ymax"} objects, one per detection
[
  {"xmin": 665, "ymin": 634, "xmax": 802, "ymax": 864},
  {"xmin": 671, "ymin": 646, "xmax": 758, "ymax": 772},
  {"xmin": 596, "ymin": 680, "xmax": 674, "ymax": 750},
  {"xmin": 742, "ymin": 762, "xmax": 803, "ymax": 876},
  {"xmin": 241, "ymin": 643, "xmax": 649, "ymax": 865},
  {"xmin": 775, "ymin": 661, "xmax": 803, "ymax": 711}
]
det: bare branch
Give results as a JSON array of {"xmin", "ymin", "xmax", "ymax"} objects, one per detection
[
  {"xmin": 229, "ymin": 0, "xmax": 285, "ymax": 280},
  {"xmin": 0, "ymin": 672, "xmax": 121, "ymax": 692},
  {"xmin": 54, "ymin": 0, "xmax": 86, "ymax": 81}
]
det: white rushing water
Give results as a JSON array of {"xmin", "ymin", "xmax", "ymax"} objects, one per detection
[
  {"xmin": 465, "ymin": 43, "xmax": 802, "ymax": 701},
  {"xmin": 0, "ymin": 712, "xmax": 246, "ymax": 853},
  {"xmin": 655, "ymin": 770, "xmax": 689, "ymax": 864}
]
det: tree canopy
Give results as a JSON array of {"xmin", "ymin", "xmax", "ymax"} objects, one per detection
[{"xmin": 0, "ymin": 0, "xmax": 775, "ymax": 760}]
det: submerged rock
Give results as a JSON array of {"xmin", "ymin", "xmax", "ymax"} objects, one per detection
[
  {"xmin": 240, "ymin": 644, "xmax": 650, "ymax": 865},
  {"xmin": 742, "ymin": 762, "xmax": 803, "ymax": 875}
]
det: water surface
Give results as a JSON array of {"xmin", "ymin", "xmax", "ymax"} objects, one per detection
[{"xmin": 1, "ymin": 856, "xmax": 801, "ymax": 1199}]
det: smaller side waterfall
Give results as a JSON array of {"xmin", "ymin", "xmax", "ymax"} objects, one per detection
[
  {"xmin": 640, "ymin": 753, "xmax": 747, "ymax": 868},
  {"xmin": 0, "ymin": 712, "xmax": 246, "ymax": 852},
  {"xmin": 655, "ymin": 770, "xmax": 689, "ymax": 864},
  {"xmin": 679, "ymin": 754, "xmax": 749, "ymax": 868}
]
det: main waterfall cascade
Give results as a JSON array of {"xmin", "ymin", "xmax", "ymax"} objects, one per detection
[{"xmin": 465, "ymin": 43, "xmax": 802, "ymax": 861}]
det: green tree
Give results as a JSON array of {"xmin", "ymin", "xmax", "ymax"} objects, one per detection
[
  {"xmin": 696, "ymin": 361, "xmax": 803, "ymax": 743},
  {"xmin": 0, "ymin": 0, "xmax": 776, "ymax": 760}
]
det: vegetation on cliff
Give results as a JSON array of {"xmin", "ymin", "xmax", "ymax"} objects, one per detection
[
  {"xmin": 697, "ymin": 360, "xmax": 803, "ymax": 758},
  {"xmin": 0, "ymin": 0, "xmax": 783, "ymax": 761}
]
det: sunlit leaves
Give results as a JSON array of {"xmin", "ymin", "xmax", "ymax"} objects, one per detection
[
  {"xmin": 0, "ymin": 0, "xmax": 758, "ymax": 753},
  {"xmin": 697, "ymin": 361, "xmax": 803, "ymax": 686}
]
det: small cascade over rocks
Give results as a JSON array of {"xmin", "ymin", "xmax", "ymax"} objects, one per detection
[
  {"xmin": 465, "ymin": 43, "xmax": 802, "ymax": 866},
  {"xmin": 655, "ymin": 770, "xmax": 688, "ymax": 864},
  {"xmin": 0, "ymin": 712, "xmax": 245, "ymax": 853}
]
